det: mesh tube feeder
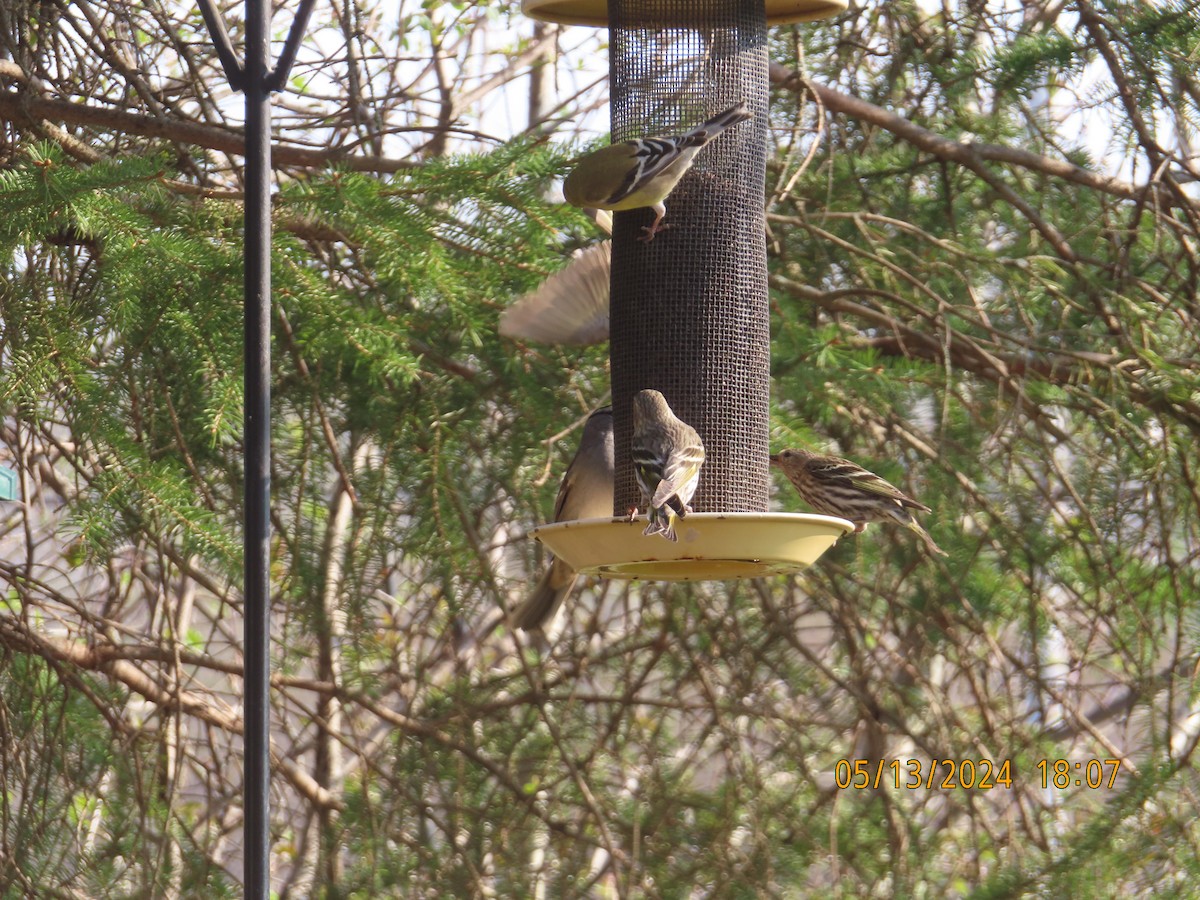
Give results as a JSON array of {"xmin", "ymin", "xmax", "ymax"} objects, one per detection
[{"xmin": 530, "ymin": 0, "xmax": 851, "ymax": 581}]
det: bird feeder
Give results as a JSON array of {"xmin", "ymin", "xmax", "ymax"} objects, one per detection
[
  {"xmin": 524, "ymin": 0, "xmax": 846, "ymax": 27},
  {"xmin": 528, "ymin": 0, "xmax": 852, "ymax": 580}
]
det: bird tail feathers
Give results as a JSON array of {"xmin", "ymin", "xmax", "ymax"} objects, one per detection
[
  {"xmin": 511, "ymin": 559, "xmax": 577, "ymax": 630},
  {"xmin": 678, "ymin": 101, "xmax": 752, "ymax": 149},
  {"xmin": 907, "ymin": 520, "xmax": 948, "ymax": 557},
  {"xmin": 643, "ymin": 508, "xmax": 679, "ymax": 542}
]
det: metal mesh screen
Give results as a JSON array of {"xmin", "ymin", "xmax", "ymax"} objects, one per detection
[{"xmin": 609, "ymin": 0, "xmax": 770, "ymax": 516}]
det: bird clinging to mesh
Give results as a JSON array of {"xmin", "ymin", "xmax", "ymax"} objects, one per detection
[
  {"xmin": 563, "ymin": 101, "xmax": 752, "ymax": 242},
  {"xmin": 770, "ymin": 447, "xmax": 947, "ymax": 557}
]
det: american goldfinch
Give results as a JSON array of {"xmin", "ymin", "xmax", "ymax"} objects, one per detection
[
  {"xmin": 770, "ymin": 448, "xmax": 948, "ymax": 557},
  {"xmin": 631, "ymin": 390, "xmax": 705, "ymax": 542},
  {"xmin": 498, "ymin": 241, "xmax": 611, "ymax": 346},
  {"xmin": 512, "ymin": 407, "xmax": 615, "ymax": 631},
  {"xmin": 563, "ymin": 101, "xmax": 752, "ymax": 241}
]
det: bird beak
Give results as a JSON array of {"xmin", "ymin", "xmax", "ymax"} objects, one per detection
[{"xmin": 768, "ymin": 454, "xmax": 779, "ymax": 467}]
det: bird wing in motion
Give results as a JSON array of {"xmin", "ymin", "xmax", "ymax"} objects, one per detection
[{"xmin": 498, "ymin": 242, "xmax": 611, "ymax": 347}]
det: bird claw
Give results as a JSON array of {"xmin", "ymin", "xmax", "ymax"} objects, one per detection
[
  {"xmin": 637, "ymin": 221, "xmax": 673, "ymax": 243},
  {"xmin": 626, "ymin": 506, "xmax": 639, "ymax": 522}
]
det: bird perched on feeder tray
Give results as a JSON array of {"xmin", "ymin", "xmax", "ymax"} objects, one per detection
[
  {"xmin": 631, "ymin": 390, "xmax": 705, "ymax": 542},
  {"xmin": 512, "ymin": 407, "xmax": 615, "ymax": 631},
  {"xmin": 563, "ymin": 101, "xmax": 752, "ymax": 242},
  {"xmin": 770, "ymin": 447, "xmax": 948, "ymax": 557}
]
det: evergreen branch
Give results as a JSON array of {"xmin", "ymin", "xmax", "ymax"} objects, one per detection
[
  {"xmin": 0, "ymin": 62, "xmax": 417, "ymax": 174},
  {"xmin": 0, "ymin": 599, "xmax": 332, "ymax": 692},
  {"xmin": 1040, "ymin": 655, "xmax": 1197, "ymax": 741},
  {"xmin": 276, "ymin": 307, "xmax": 359, "ymax": 508},
  {"xmin": 0, "ymin": 615, "xmax": 341, "ymax": 810},
  {"xmin": 768, "ymin": 61, "xmax": 1195, "ymax": 212},
  {"xmin": 772, "ymin": 272, "xmax": 1200, "ymax": 436},
  {"xmin": 1075, "ymin": 0, "xmax": 1200, "ymax": 225}
]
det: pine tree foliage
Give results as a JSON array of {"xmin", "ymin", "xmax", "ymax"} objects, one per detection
[{"xmin": 1, "ymin": 0, "xmax": 1199, "ymax": 896}]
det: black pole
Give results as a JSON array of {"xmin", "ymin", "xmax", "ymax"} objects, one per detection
[
  {"xmin": 196, "ymin": 1, "xmax": 316, "ymax": 895},
  {"xmin": 242, "ymin": 0, "xmax": 272, "ymax": 893}
]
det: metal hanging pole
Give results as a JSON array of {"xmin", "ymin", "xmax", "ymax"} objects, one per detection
[
  {"xmin": 196, "ymin": 1, "xmax": 316, "ymax": 896},
  {"xmin": 241, "ymin": 0, "xmax": 272, "ymax": 892}
]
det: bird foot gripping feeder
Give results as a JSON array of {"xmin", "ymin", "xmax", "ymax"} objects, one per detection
[{"xmin": 528, "ymin": 0, "xmax": 850, "ymax": 581}]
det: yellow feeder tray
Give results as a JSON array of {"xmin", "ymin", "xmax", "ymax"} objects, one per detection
[
  {"xmin": 523, "ymin": 0, "xmax": 848, "ymax": 26},
  {"xmin": 532, "ymin": 512, "xmax": 853, "ymax": 581}
]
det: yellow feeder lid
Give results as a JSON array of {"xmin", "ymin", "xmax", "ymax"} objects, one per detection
[
  {"xmin": 523, "ymin": 0, "xmax": 847, "ymax": 26},
  {"xmin": 532, "ymin": 511, "xmax": 852, "ymax": 581}
]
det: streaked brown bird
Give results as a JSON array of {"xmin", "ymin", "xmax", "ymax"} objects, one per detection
[
  {"xmin": 770, "ymin": 447, "xmax": 947, "ymax": 557},
  {"xmin": 631, "ymin": 390, "xmax": 705, "ymax": 542},
  {"xmin": 512, "ymin": 407, "xmax": 615, "ymax": 631}
]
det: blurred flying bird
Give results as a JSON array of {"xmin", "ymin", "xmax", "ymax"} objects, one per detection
[{"xmin": 499, "ymin": 241, "xmax": 611, "ymax": 346}]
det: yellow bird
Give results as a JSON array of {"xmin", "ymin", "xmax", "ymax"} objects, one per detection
[{"xmin": 563, "ymin": 102, "xmax": 751, "ymax": 241}]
